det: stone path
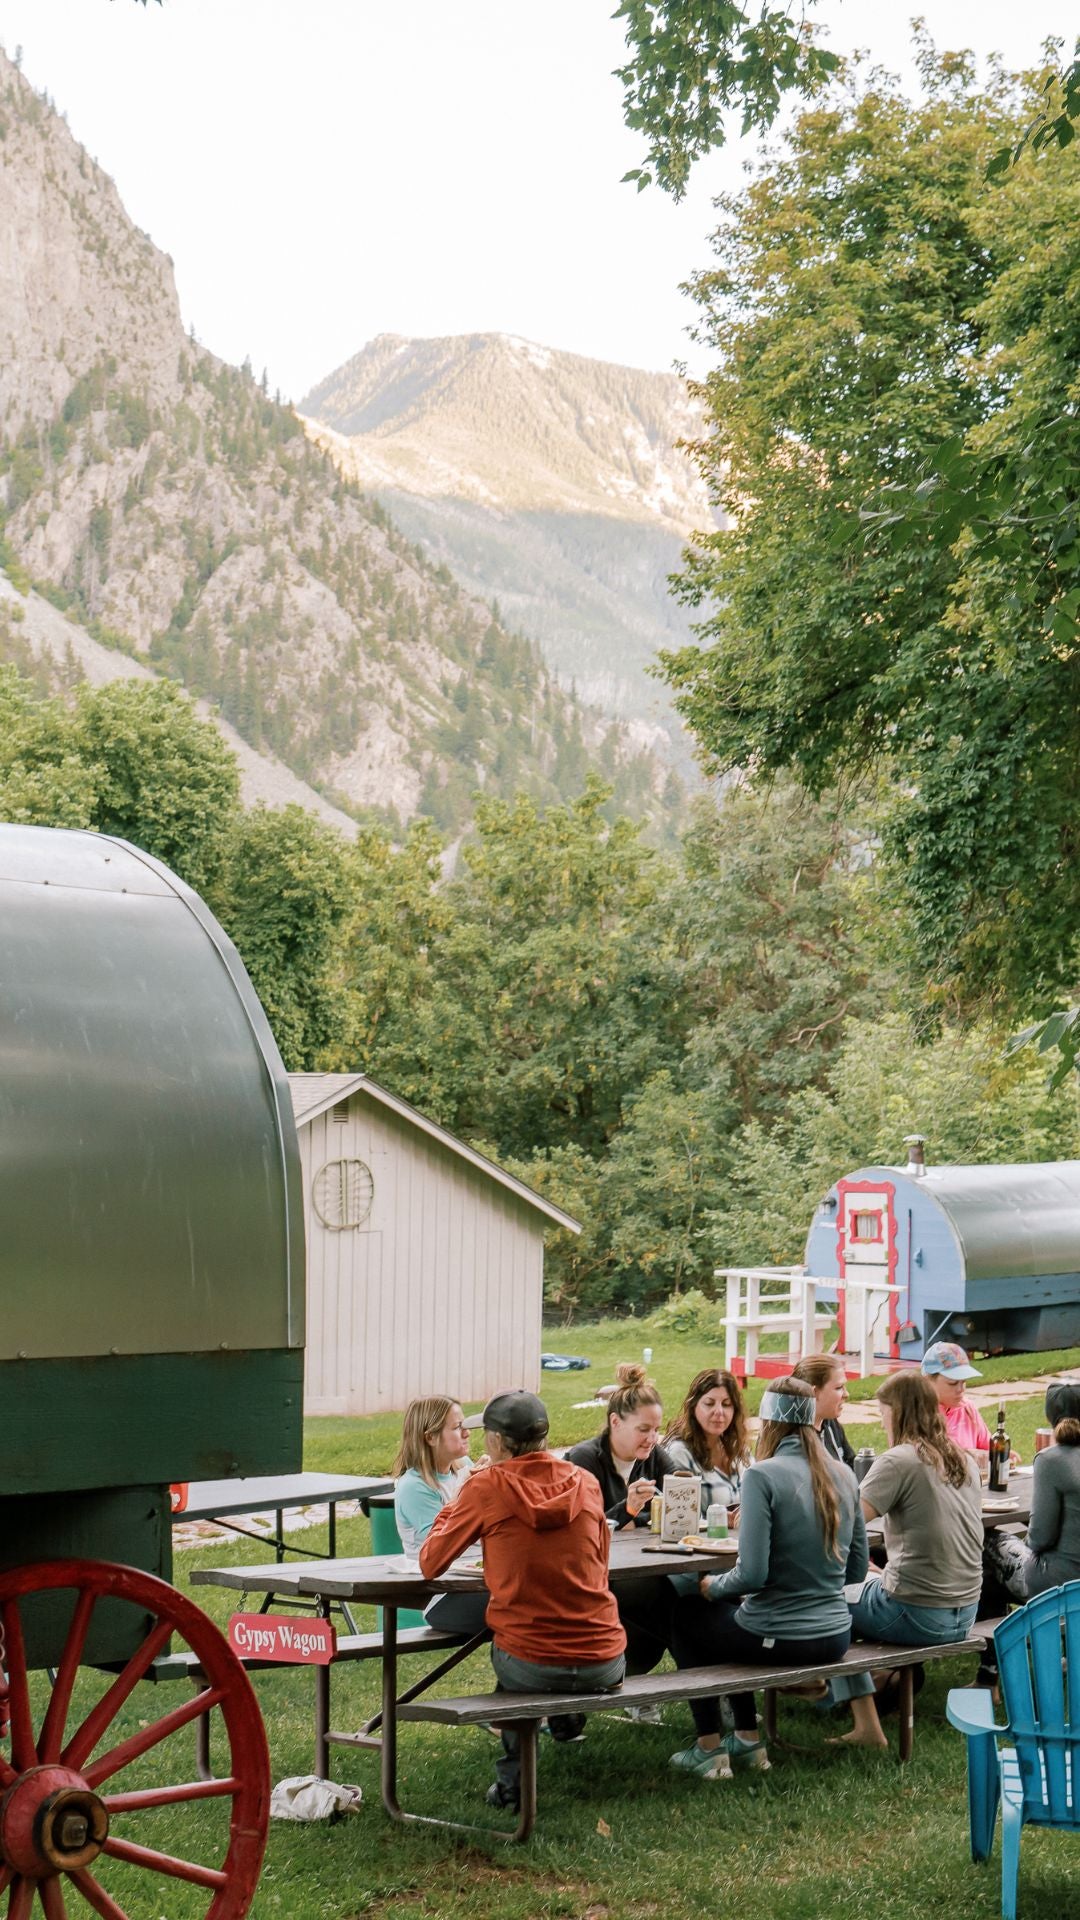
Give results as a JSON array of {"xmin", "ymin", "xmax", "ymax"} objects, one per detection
[{"xmin": 838, "ymin": 1366, "xmax": 1080, "ymax": 1426}]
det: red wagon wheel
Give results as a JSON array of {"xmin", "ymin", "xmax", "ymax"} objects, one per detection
[{"xmin": 0, "ymin": 1560, "xmax": 269, "ymax": 1920}]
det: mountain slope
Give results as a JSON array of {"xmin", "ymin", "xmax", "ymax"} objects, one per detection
[
  {"xmin": 0, "ymin": 53, "xmax": 666, "ymax": 837},
  {"xmin": 0, "ymin": 571, "xmax": 361, "ymax": 834},
  {"xmin": 301, "ymin": 333, "xmax": 717, "ymax": 747}
]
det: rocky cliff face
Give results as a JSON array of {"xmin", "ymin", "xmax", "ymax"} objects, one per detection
[
  {"xmin": 0, "ymin": 52, "xmax": 667, "ymax": 836},
  {"xmin": 301, "ymin": 333, "xmax": 718, "ymax": 749}
]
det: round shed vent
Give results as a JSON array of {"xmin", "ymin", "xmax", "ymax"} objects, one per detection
[{"xmin": 313, "ymin": 1158, "xmax": 374, "ymax": 1230}]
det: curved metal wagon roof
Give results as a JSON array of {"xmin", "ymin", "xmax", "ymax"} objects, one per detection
[
  {"xmin": 861, "ymin": 1161, "xmax": 1080, "ymax": 1281},
  {"xmin": 0, "ymin": 823, "xmax": 304, "ymax": 1361}
]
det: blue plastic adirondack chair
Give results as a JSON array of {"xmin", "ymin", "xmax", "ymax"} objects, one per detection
[{"xmin": 947, "ymin": 1580, "xmax": 1080, "ymax": 1920}]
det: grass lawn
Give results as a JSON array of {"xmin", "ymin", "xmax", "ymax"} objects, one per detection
[{"xmin": 32, "ymin": 1326, "xmax": 1080, "ymax": 1919}]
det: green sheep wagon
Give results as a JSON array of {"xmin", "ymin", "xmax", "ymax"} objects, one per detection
[{"xmin": 0, "ymin": 825, "xmax": 306, "ymax": 1920}]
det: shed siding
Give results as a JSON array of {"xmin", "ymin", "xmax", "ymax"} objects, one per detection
[{"xmin": 300, "ymin": 1093, "xmax": 543, "ymax": 1416}]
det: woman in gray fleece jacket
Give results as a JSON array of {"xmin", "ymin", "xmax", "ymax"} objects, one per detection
[
  {"xmin": 985, "ymin": 1380, "xmax": 1080, "ymax": 1599},
  {"xmin": 668, "ymin": 1376, "xmax": 867, "ymax": 1782}
]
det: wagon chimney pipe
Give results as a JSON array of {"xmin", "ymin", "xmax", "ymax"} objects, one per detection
[{"xmin": 903, "ymin": 1134, "xmax": 927, "ymax": 1177}]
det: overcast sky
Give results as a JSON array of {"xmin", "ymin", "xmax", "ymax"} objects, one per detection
[{"xmin": 1, "ymin": 2, "xmax": 1076, "ymax": 398}]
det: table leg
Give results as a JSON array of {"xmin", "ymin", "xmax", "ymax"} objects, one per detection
[
  {"xmin": 315, "ymin": 1595, "xmax": 332, "ymax": 1778},
  {"xmin": 329, "ymin": 1500, "xmax": 337, "ymax": 1559},
  {"xmin": 275, "ymin": 1506, "xmax": 285, "ymax": 1564},
  {"xmin": 380, "ymin": 1604, "xmax": 402, "ymax": 1817},
  {"xmin": 898, "ymin": 1666, "xmax": 914, "ymax": 1762}
]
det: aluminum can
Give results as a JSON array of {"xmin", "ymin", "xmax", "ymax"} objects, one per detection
[
  {"xmin": 649, "ymin": 1494, "xmax": 663, "ymax": 1533},
  {"xmin": 1035, "ymin": 1427, "xmax": 1053, "ymax": 1454}
]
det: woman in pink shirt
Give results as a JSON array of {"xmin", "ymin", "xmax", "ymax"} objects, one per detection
[{"xmin": 920, "ymin": 1342, "xmax": 991, "ymax": 1451}]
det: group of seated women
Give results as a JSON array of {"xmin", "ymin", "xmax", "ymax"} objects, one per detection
[{"xmin": 391, "ymin": 1357, "xmax": 1080, "ymax": 1783}]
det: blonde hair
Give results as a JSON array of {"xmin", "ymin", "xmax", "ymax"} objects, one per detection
[
  {"xmin": 605, "ymin": 1362, "xmax": 662, "ymax": 1427},
  {"xmin": 755, "ymin": 1376, "xmax": 842, "ymax": 1561},
  {"xmin": 393, "ymin": 1395, "xmax": 463, "ymax": 1490},
  {"xmin": 665, "ymin": 1368, "xmax": 749, "ymax": 1475},
  {"xmin": 876, "ymin": 1372, "xmax": 970, "ymax": 1488}
]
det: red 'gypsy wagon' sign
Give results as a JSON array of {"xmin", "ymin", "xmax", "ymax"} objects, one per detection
[{"xmin": 228, "ymin": 1612, "xmax": 337, "ymax": 1664}]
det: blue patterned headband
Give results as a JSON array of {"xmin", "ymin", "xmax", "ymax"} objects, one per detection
[{"xmin": 759, "ymin": 1389, "xmax": 815, "ymax": 1426}]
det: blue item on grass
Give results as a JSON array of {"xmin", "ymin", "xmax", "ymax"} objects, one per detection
[{"xmin": 540, "ymin": 1354, "xmax": 591, "ymax": 1371}]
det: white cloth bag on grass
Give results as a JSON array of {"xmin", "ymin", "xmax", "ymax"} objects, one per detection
[{"xmin": 270, "ymin": 1775, "xmax": 363, "ymax": 1822}]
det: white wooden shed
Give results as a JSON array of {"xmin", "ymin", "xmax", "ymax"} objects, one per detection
[{"xmin": 288, "ymin": 1073, "xmax": 581, "ymax": 1416}]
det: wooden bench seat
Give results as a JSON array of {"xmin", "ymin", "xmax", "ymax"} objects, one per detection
[{"xmin": 392, "ymin": 1627, "xmax": 1001, "ymax": 1842}]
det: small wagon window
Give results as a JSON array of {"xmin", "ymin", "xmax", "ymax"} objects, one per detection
[
  {"xmin": 851, "ymin": 1210, "xmax": 882, "ymax": 1242},
  {"xmin": 313, "ymin": 1158, "xmax": 374, "ymax": 1230}
]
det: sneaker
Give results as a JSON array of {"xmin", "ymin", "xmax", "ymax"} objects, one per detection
[
  {"xmin": 624, "ymin": 1703, "xmax": 664, "ymax": 1725},
  {"xmin": 720, "ymin": 1731, "xmax": 770, "ymax": 1772},
  {"xmin": 669, "ymin": 1741, "xmax": 733, "ymax": 1781},
  {"xmin": 485, "ymin": 1780, "xmax": 520, "ymax": 1811}
]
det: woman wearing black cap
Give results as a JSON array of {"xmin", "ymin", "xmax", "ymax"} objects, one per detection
[{"xmin": 984, "ymin": 1381, "xmax": 1080, "ymax": 1599}]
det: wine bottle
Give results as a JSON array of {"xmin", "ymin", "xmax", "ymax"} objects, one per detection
[{"xmin": 988, "ymin": 1401, "xmax": 1010, "ymax": 1493}]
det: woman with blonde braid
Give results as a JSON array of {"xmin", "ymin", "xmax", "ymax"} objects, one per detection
[{"xmin": 668, "ymin": 1378, "xmax": 867, "ymax": 1780}]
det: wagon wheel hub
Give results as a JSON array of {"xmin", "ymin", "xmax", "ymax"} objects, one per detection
[{"xmin": 0, "ymin": 1764, "xmax": 109, "ymax": 1876}]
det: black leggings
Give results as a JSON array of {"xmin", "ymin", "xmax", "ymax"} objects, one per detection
[
  {"xmin": 610, "ymin": 1574, "xmax": 677, "ymax": 1676},
  {"xmin": 672, "ymin": 1594, "xmax": 851, "ymax": 1734}
]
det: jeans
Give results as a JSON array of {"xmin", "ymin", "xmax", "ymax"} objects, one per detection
[
  {"xmin": 671, "ymin": 1593, "xmax": 850, "ymax": 1735},
  {"xmin": 491, "ymin": 1645, "xmax": 626, "ymax": 1796},
  {"xmin": 829, "ymin": 1576, "xmax": 978, "ymax": 1701}
]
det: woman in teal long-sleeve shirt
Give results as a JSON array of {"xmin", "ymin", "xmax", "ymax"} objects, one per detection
[{"xmin": 668, "ymin": 1376, "xmax": 867, "ymax": 1781}]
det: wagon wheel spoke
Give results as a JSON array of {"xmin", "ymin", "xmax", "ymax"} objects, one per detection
[
  {"xmin": 1, "ymin": 1604, "xmax": 37, "ymax": 1772},
  {"xmin": 102, "ymin": 1775, "xmax": 239, "ymax": 1813},
  {"xmin": 83, "ymin": 1686, "xmax": 225, "ymax": 1790},
  {"xmin": 61, "ymin": 1620, "xmax": 173, "ymax": 1773},
  {"xmin": 63, "ymin": 1872, "xmax": 129, "ymax": 1920},
  {"xmin": 101, "ymin": 1837, "xmax": 227, "ymax": 1892},
  {"xmin": 39, "ymin": 1878, "xmax": 68, "ymax": 1920},
  {"xmin": 38, "ymin": 1589, "xmax": 96, "ymax": 1765},
  {"xmin": 1, "ymin": 1562, "xmax": 269, "ymax": 1920},
  {"xmin": 7, "ymin": 1876, "xmax": 32, "ymax": 1920}
]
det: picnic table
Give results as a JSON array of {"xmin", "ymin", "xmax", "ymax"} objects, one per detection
[
  {"xmin": 174, "ymin": 1472, "xmax": 393, "ymax": 1561},
  {"xmin": 189, "ymin": 1472, "xmax": 1035, "ymax": 1829},
  {"xmin": 191, "ymin": 1530, "xmax": 738, "ymax": 1801}
]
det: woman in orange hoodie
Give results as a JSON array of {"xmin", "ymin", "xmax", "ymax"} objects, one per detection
[{"xmin": 420, "ymin": 1389, "xmax": 626, "ymax": 1811}]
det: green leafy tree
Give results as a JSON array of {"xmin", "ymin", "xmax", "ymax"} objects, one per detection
[
  {"xmin": 708, "ymin": 1014, "xmax": 1080, "ymax": 1269},
  {"xmin": 614, "ymin": 0, "xmax": 838, "ymax": 197},
  {"xmin": 670, "ymin": 780, "xmax": 886, "ymax": 1128},
  {"xmin": 71, "ymin": 679, "xmax": 240, "ymax": 894},
  {"xmin": 341, "ymin": 779, "xmax": 686, "ymax": 1160},
  {"xmin": 660, "ymin": 50, "xmax": 1080, "ymax": 1016},
  {"xmin": 211, "ymin": 805, "xmax": 354, "ymax": 1071},
  {"xmin": 0, "ymin": 666, "xmax": 97, "ymax": 826}
]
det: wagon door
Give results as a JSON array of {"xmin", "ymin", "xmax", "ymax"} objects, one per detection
[{"xmin": 836, "ymin": 1179, "xmax": 900, "ymax": 1372}]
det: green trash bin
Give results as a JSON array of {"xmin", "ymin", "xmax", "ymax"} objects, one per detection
[{"xmin": 367, "ymin": 1493, "xmax": 427, "ymax": 1629}]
